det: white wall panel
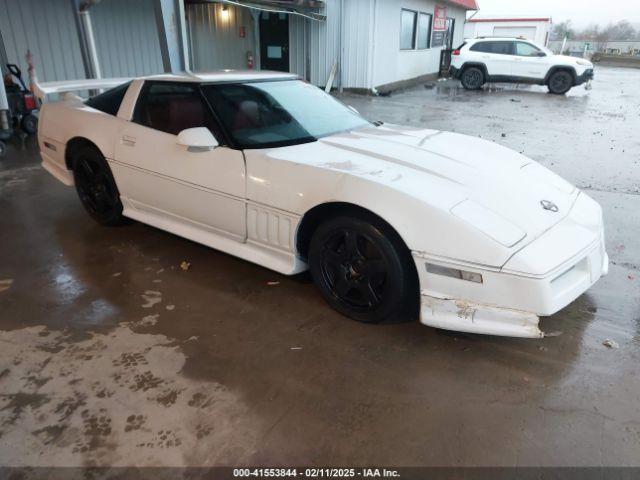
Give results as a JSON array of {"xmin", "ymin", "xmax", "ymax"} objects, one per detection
[
  {"xmin": 91, "ymin": 0, "xmax": 163, "ymax": 77},
  {"xmin": 188, "ymin": 3, "xmax": 256, "ymax": 72},
  {"xmin": 289, "ymin": 15, "xmax": 307, "ymax": 79},
  {"xmin": 341, "ymin": 0, "xmax": 374, "ymax": 89},
  {"xmin": 372, "ymin": 0, "xmax": 468, "ymax": 89},
  {"xmin": 0, "ymin": 0, "xmax": 162, "ymax": 82},
  {"xmin": 308, "ymin": 0, "xmax": 340, "ymax": 87},
  {"xmin": 0, "ymin": 0, "xmax": 85, "ymax": 81}
]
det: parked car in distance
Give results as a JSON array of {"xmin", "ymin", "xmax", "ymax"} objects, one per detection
[
  {"xmin": 450, "ymin": 37, "xmax": 594, "ymax": 94},
  {"xmin": 35, "ymin": 71, "xmax": 607, "ymax": 339}
]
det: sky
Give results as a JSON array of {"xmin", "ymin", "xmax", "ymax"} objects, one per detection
[{"xmin": 474, "ymin": 0, "xmax": 640, "ymax": 27}]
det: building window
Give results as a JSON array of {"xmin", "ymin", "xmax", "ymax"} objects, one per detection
[
  {"xmin": 417, "ymin": 13, "xmax": 432, "ymax": 49},
  {"xmin": 400, "ymin": 9, "xmax": 417, "ymax": 50}
]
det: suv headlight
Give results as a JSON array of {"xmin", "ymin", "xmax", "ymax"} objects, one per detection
[{"xmin": 576, "ymin": 60, "xmax": 592, "ymax": 67}]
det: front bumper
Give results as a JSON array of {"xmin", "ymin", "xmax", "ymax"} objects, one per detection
[
  {"xmin": 575, "ymin": 68, "xmax": 594, "ymax": 85},
  {"xmin": 414, "ymin": 193, "xmax": 608, "ymax": 338}
]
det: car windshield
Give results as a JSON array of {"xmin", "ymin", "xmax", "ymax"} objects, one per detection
[{"xmin": 201, "ymin": 80, "xmax": 370, "ymax": 149}]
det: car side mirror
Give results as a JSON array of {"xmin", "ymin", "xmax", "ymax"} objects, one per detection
[{"xmin": 177, "ymin": 127, "xmax": 219, "ymax": 151}]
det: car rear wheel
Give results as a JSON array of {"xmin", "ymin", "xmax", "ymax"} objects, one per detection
[
  {"xmin": 547, "ymin": 70, "xmax": 573, "ymax": 94},
  {"xmin": 72, "ymin": 145, "xmax": 125, "ymax": 226},
  {"xmin": 20, "ymin": 114, "xmax": 38, "ymax": 134},
  {"xmin": 460, "ymin": 67, "xmax": 485, "ymax": 90},
  {"xmin": 308, "ymin": 215, "xmax": 417, "ymax": 324}
]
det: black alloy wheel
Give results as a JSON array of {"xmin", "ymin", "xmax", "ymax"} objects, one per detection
[
  {"xmin": 548, "ymin": 70, "xmax": 573, "ymax": 95},
  {"xmin": 72, "ymin": 145, "xmax": 124, "ymax": 226},
  {"xmin": 309, "ymin": 215, "xmax": 417, "ymax": 324},
  {"xmin": 461, "ymin": 67, "xmax": 485, "ymax": 90}
]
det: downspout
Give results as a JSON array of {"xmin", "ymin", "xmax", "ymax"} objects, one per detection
[
  {"xmin": 177, "ymin": 0, "xmax": 190, "ymax": 72},
  {"xmin": 338, "ymin": 0, "xmax": 344, "ymax": 93},
  {"xmin": 77, "ymin": 0, "xmax": 102, "ymax": 79},
  {"xmin": 304, "ymin": 17, "xmax": 311, "ymax": 81},
  {"xmin": 250, "ymin": 10, "xmax": 261, "ymax": 70},
  {"xmin": 368, "ymin": 0, "xmax": 378, "ymax": 95}
]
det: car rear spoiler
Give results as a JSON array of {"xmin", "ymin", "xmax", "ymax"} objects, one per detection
[{"xmin": 33, "ymin": 77, "xmax": 131, "ymax": 103}]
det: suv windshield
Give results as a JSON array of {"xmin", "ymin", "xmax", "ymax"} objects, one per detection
[{"xmin": 201, "ymin": 80, "xmax": 370, "ymax": 149}]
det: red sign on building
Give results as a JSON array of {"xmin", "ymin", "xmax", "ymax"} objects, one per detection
[{"xmin": 433, "ymin": 5, "xmax": 447, "ymax": 31}]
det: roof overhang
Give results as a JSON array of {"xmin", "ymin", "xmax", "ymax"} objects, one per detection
[
  {"xmin": 444, "ymin": 0, "xmax": 479, "ymax": 10},
  {"xmin": 468, "ymin": 17, "xmax": 551, "ymax": 23},
  {"xmin": 185, "ymin": 0, "xmax": 326, "ymax": 21}
]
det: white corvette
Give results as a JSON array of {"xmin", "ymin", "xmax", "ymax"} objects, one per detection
[{"xmin": 36, "ymin": 71, "xmax": 608, "ymax": 338}]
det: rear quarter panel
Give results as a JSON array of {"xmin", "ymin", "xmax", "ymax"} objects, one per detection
[{"xmin": 39, "ymin": 101, "xmax": 121, "ymax": 161}]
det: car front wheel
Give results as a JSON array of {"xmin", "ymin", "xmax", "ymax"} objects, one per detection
[
  {"xmin": 547, "ymin": 70, "xmax": 573, "ymax": 94},
  {"xmin": 72, "ymin": 144, "xmax": 125, "ymax": 226},
  {"xmin": 308, "ymin": 215, "xmax": 417, "ymax": 324},
  {"xmin": 460, "ymin": 67, "xmax": 485, "ymax": 90}
]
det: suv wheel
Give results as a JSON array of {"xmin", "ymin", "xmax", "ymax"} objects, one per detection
[
  {"xmin": 461, "ymin": 67, "xmax": 485, "ymax": 90},
  {"xmin": 308, "ymin": 215, "xmax": 417, "ymax": 324},
  {"xmin": 547, "ymin": 70, "xmax": 573, "ymax": 94}
]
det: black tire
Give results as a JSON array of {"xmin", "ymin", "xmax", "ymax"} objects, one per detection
[
  {"xmin": 460, "ymin": 66, "xmax": 485, "ymax": 90},
  {"xmin": 20, "ymin": 114, "xmax": 38, "ymax": 134},
  {"xmin": 308, "ymin": 214, "xmax": 417, "ymax": 324},
  {"xmin": 71, "ymin": 144, "xmax": 125, "ymax": 226},
  {"xmin": 547, "ymin": 70, "xmax": 573, "ymax": 94}
]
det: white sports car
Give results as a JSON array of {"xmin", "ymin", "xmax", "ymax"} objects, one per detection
[{"xmin": 36, "ymin": 71, "xmax": 608, "ymax": 338}]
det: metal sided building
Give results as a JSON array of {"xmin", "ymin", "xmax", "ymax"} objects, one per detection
[
  {"xmin": 0, "ymin": 0, "xmax": 477, "ymax": 94},
  {"xmin": 188, "ymin": 0, "xmax": 478, "ymax": 92}
]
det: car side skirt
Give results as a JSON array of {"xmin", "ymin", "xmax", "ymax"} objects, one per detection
[{"xmin": 120, "ymin": 197, "xmax": 308, "ymax": 276}]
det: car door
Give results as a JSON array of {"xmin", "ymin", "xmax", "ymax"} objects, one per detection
[
  {"xmin": 469, "ymin": 41, "xmax": 516, "ymax": 78},
  {"xmin": 512, "ymin": 41, "xmax": 549, "ymax": 80},
  {"xmin": 113, "ymin": 81, "xmax": 246, "ymax": 241}
]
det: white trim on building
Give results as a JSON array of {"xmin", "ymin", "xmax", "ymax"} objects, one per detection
[{"xmin": 464, "ymin": 16, "xmax": 552, "ymax": 46}]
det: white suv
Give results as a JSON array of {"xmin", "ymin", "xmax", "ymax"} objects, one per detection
[{"xmin": 450, "ymin": 37, "xmax": 594, "ymax": 94}]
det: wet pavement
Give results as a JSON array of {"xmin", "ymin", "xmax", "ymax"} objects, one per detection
[{"xmin": 0, "ymin": 66, "xmax": 639, "ymax": 468}]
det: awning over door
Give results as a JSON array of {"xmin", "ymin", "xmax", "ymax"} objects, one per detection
[{"xmin": 185, "ymin": 0, "xmax": 326, "ymax": 21}]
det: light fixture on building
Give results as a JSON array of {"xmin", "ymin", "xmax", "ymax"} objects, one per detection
[{"xmin": 220, "ymin": 4, "xmax": 229, "ymax": 21}]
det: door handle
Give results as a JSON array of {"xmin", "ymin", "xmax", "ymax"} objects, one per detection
[{"xmin": 122, "ymin": 135, "xmax": 136, "ymax": 146}]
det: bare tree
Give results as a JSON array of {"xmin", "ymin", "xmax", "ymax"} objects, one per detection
[
  {"xmin": 603, "ymin": 20, "xmax": 637, "ymax": 40},
  {"xmin": 551, "ymin": 20, "xmax": 575, "ymax": 41}
]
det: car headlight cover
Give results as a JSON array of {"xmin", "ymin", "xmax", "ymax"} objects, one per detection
[{"xmin": 576, "ymin": 60, "xmax": 592, "ymax": 67}]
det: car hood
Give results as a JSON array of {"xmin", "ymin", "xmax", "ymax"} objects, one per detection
[
  {"xmin": 554, "ymin": 54, "xmax": 592, "ymax": 66},
  {"xmin": 316, "ymin": 124, "xmax": 578, "ymax": 249}
]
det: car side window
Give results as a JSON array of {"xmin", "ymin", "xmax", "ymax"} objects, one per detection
[
  {"xmin": 470, "ymin": 41, "xmax": 513, "ymax": 55},
  {"xmin": 515, "ymin": 42, "xmax": 543, "ymax": 57},
  {"xmin": 85, "ymin": 82, "xmax": 131, "ymax": 116},
  {"xmin": 133, "ymin": 82, "xmax": 223, "ymax": 140}
]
